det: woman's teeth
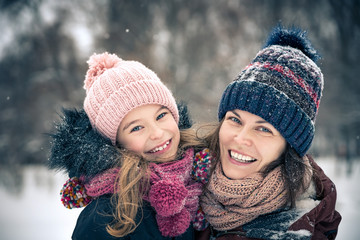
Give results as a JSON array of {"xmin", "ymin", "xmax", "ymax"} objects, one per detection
[
  {"xmin": 150, "ymin": 141, "xmax": 170, "ymax": 153},
  {"xmin": 230, "ymin": 151, "xmax": 256, "ymax": 163}
]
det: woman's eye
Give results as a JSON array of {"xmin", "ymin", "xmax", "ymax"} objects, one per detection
[
  {"xmin": 156, "ymin": 112, "xmax": 167, "ymax": 120},
  {"xmin": 258, "ymin": 127, "xmax": 272, "ymax": 134},
  {"xmin": 130, "ymin": 126, "xmax": 143, "ymax": 133},
  {"xmin": 229, "ymin": 116, "xmax": 241, "ymax": 124}
]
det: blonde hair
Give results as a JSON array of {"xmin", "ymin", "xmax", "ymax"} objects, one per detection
[
  {"xmin": 106, "ymin": 151, "xmax": 149, "ymax": 237},
  {"xmin": 107, "ymin": 128, "xmax": 205, "ymax": 237}
]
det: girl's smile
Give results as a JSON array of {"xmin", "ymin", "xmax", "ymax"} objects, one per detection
[
  {"xmin": 116, "ymin": 104, "xmax": 180, "ymax": 163},
  {"xmin": 147, "ymin": 139, "xmax": 172, "ymax": 154}
]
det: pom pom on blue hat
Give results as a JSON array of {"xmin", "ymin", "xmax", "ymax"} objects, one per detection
[{"xmin": 218, "ymin": 25, "xmax": 324, "ymax": 157}]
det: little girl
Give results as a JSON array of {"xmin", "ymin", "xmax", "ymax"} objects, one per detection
[{"xmin": 49, "ymin": 53, "xmax": 210, "ymax": 239}]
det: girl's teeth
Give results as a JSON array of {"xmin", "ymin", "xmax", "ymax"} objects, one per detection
[
  {"xmin": 230, "ymin": 151, "xmax": 256, "ymax": 163},
  {"xmin": 150, "ymin": 141, "xmax": 170, "ymax": 153}
]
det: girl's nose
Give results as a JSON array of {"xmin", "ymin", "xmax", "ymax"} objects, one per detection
[{"xmin": 149, "ymin": 124, "xmax": 164, "ymax": 140}]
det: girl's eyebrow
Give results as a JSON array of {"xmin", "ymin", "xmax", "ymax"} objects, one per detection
[
  {"xmin": 122, "ymin": 106, "xmax": 167, "ymax": 131},
  {"xmin": 156, "ymin": 106, "xmax": 167, "ymax": 113},
  {"xmin": 122, "ymin": 119, "xmax": 140, "ymax": 132}
]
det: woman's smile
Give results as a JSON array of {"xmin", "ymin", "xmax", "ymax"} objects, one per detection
[
  {"xmin": 229, "ymin": 150, "xmax": 257, "ymax": 164},
  {"xmin": 219, "ymin": 110, "xmax": 286, "ymax": 180}
]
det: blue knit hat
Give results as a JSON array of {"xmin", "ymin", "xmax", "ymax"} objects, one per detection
[{"xmin": 218, "ymin": 26, "xmax": 323, "ymax": 157}]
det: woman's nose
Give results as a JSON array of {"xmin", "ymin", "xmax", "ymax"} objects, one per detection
[{"xmin": 234, "ymin": 128, "xmax": 252, "ymax": 146}]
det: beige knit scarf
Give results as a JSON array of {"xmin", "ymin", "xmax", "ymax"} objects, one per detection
[{"xmin": 200, "ymin": 163, "xmax": 288, "ymax": 231}]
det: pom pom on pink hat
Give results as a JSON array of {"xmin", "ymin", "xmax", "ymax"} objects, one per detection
[{"xmin": 83, "ymin": 52, "xmax": 179, "ymax": 145}]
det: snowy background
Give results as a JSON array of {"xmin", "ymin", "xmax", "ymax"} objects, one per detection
[
  {"xmin": 0, "ymin": 157, "xmax": 359, "ymax": 240},
  {"xmin": 1, "ymin": 1, "xmax": 359, "ymax": 239}
]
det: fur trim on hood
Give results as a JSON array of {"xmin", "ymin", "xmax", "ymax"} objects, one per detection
[{"xmin": 48, "ymin": 102, "xmax": 193, "ymax": 179}]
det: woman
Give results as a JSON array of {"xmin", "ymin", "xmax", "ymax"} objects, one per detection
[{"xmin": 196, "ymin": 26, "xmax": 342, "ymax": 239}]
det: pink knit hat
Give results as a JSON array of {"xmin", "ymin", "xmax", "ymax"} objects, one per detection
[{"xmin": 83, "ymin": 52, "xmax": 179, "ymax": 145}]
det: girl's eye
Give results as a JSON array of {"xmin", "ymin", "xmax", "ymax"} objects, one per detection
[
  {"xmin": 156, "ymin": 112, "xmax": 167, "ymax": 120},
  {"xmin": 130, "ymin": 126, "xmax": 143, "ymax": 133}
]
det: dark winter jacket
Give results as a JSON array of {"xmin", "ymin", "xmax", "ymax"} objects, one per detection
[
  {"xmin": 195, "ymin": 156, "xmax": 341, "ymax": 240},
  {"xmin": 72, "ymin": 194, "xmax": 194, "ymax": 240},
  {"xmin": 48, "ymin": 103, "xmax": 196, "ymax": 240}
]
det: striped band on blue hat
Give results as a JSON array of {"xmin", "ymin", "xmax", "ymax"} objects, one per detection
[{"xmin": 218, "ymin": 26, "xmax": 323, "ymax": 157}]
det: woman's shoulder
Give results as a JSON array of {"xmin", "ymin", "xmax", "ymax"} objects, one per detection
[
  {"xmin": 288, "ymin": 155, "xmax": 342, "ymax": 239},
  {"xmin": 241, "ymin": 168, "xmax": 341, "ymax": 239}
]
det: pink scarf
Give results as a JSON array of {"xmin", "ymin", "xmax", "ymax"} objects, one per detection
[{"xmin": 85, "ymin": 148, "xmax": 202, "ymax": 237}]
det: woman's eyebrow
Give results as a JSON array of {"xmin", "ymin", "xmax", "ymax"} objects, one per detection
[
  {"xmin": 231, "ymin": 110, "xmax": 241, "ymax": 118},
  {"xmin": 231, "ymin": 110, "xmax": 269, "ymax": 124},
  {"xmin": 256, "ymin": 120, "xmax": 268, "ymax": 124}
]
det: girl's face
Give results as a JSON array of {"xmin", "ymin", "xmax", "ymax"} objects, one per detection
[
  {"xmin": 219, "ymin": 109, "xmax": 286, "ymax": 180},
  {"xmin": 117, "ymin": 104, "xmax": 180, "ymax": 163}
]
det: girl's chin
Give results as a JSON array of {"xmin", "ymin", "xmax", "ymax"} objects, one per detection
[{"xmin": 145, "ymin": 151, "xmax": 177, "ymax": 163}]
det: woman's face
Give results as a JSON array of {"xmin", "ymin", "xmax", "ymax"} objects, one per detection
[
  {"xmin": 117, "ymin": 104, "xmax": 180, "ymax": 163},
  {"xmin": 219, "ymin": 109, "xmax": 286, "ymax": 180}
]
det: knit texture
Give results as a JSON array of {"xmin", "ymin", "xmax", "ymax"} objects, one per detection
[
  {"xmin": 192, "ymin": 148, "xmax": 212, "ymax": 184},
  {"xmin": 200, "ymin": 163, "xmax": 287, "ymax": 231},
  {"xmin": 61, "ymin": 148, "xmax": 203, "ymax": 237},
  {"xmin": 83, "ymin": 52, "xmax": 179, "ymax": 145},
  {"xmin": 49, "ymin": 103, "xmax": 192, "ymax": 179},
  {"xmin": 145, "ymin": 148, "xmax": 203, "ymax": 237},
  {"xmin": 191, "ymin": 148, "xmax": 213, "ymax": 230},
  {"xmin": 60, "ymin": 177, "xmax": 92, "ymax": 209},
  {"xmin": 84, "ymin": 168, "xmax": 120, "ymax": 197},
  {"xmin": 218, "ymin": 26, "xmax": 323, "ymax": 156}
]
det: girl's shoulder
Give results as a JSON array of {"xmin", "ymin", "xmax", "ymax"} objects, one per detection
[
  {"xmin": 192, "ymin": 148, "xmax": 213, "ymax": 184},
  {"xmin": 72, "ymin": 195, "xmax": 118, "ymax": 240},
  {"xmin": 72, "ymin": 196, "xmax": 194, "ymax": 240}
]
